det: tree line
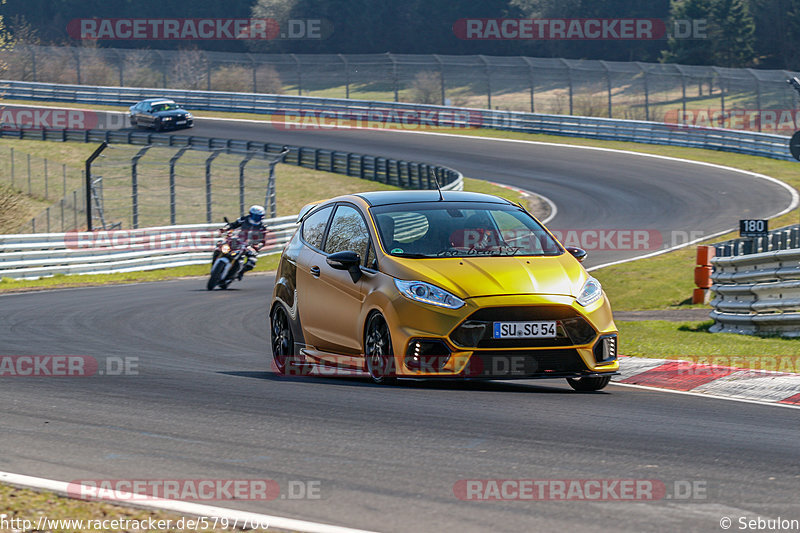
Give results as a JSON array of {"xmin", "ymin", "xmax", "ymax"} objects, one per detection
[{"xmin": 1, "ymin": 0, "xmax": 799, "ymax": 69}]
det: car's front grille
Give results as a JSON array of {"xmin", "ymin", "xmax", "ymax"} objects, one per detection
[
  {"xmin": 449, "ymin": 306, "xmax": 596, "ymax": 348},
  {"xmin": 464, "ymin": 349, "xmax": 588, "ymax": 378}
]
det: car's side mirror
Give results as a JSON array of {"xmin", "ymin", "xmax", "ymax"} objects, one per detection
[
  {"xmin": 327, "ymin": 251, "xmax": 362, "ymax": 282},
  {"xmin": 566, "ymin": 247, "xmax": 587, "ymax": 263}
]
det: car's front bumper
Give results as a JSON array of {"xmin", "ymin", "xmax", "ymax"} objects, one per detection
[{"xmin": 382, "ymin": 293, "xmax": 618, "ymax": 379}]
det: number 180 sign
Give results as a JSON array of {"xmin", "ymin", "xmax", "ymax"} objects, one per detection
[{"xmin": 739, "ymin": 219, "xmax": 768, "ymax": 238}]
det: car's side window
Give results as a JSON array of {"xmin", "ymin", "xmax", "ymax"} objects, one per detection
[
  {"xmin": 324, "ymin": 205, "xmax": 370, "ymax": 260},
  {"xmin": 301, "ymin": 205, "xmax": 333, "ymax": 250}
]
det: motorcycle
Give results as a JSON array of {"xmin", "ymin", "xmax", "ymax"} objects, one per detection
[{"xmin": 207, "ymin": 218, "xmax": 256, "ymax": 290}]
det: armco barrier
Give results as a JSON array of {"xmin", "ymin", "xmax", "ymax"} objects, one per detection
[
  {"xmin": 0, "ymin": 79, "xmax": 794, "ymax": 161},
  {"xmin": 0, "ymin": 217, "xmax": 297, "ymax": 280},
  {"xmin": 0, "ymin": 127, "xmax": 463, "ymax": 194},
  {"xmin": 710, "ymin": 248, "xmax": 800, "ymax": 337}
]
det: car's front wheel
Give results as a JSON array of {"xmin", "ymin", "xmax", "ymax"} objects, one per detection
[
  {"xmin": 271, "ymin": 306, "xmax": 294, "ymax": 375},
  {"xmin": 364, "ymin": 312, "xmax": 395, "ymax": 384},
  {"xmin": 567, "ymin": 375, "xmax": 611, "ymax": 392},
  {"xmin": 129, "ymin": 115, "xmax": 137, "ymax": 126}
]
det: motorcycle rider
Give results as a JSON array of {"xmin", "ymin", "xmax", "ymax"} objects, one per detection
[{"xmin": 217, "ymin": 205, "xmax": 268, "ymax": 280}]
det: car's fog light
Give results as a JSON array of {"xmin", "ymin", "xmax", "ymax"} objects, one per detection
[
  {"xmin": 404, "ymin": 339, "xmax": 451, "ymax": 371},
  {"xmin": 593, "ymin": 334, "xmax": 617, "ymax": 363}
]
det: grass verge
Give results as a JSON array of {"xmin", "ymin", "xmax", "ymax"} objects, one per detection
[{"xmin": 0, "ymin": 483, "xmax": 248, "ymax": 533}]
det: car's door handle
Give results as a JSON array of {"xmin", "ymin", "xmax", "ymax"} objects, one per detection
[{"xmin": 310, "ymin": 266, "xmax": 321, "ymax": 277}]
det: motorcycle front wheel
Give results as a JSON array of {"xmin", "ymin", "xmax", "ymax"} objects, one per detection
[{"xmin": 207, "ymin": 260, "xmax": 225, "ymax": 290}]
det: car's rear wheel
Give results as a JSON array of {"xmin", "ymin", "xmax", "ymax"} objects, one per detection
[
  {"xmin": 567, "ymin": 375, "xmax": 611, "ymax": 392},
  {"xmin": 365, "ymin": 313, "xmax": 395, "ymax": 384},
  {"xmin": 271, "ymin": 306, "xmax": 294, "ymax": 375}
]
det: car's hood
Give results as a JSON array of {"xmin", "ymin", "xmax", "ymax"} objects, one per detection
[{"xmin": 383, "ymin": 254, "xmax": 587, "ymax": 299}]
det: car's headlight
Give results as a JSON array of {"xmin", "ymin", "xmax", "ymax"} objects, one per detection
[
  {"xmin": 186, "ymin": 113, "xmax": 193, "ymax": 119},
  {"xmin": 163, "ymin": 116, "xmax": 173, "ymax": 120},
  {"xmin": 395, "ymin": 279, "xmax": 465, "ymax": 309},
  {"xmin": 576, "ymin": 276, "xmax": 603, "ymax": 306}
]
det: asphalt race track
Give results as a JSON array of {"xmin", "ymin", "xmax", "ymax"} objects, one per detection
[{"xmin": 1, "ymin": 120, "xmax": 799, "ymax": 532}]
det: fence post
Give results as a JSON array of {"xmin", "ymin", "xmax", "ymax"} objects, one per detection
[
  {"xmin": 27, "ymin": 153, "xmax": 31, "ymax": 195},
  {"xmin": 73, "ymin": 190, "xmax": 78, "ymax": 230},
  {"xmin": 600, "ymin": 60, "xmax": 612, "ymax": 118},
  {"xmin": 388, "ymin": 53, "xmax": 398, "ymax": 102},
  {"xmin": 434, "ymin": 54, "xmax": 445, "ymax": 105},
  {"xmin": 60, "ymin": 199, "xmax": 65, "ymax": 232},
  {"xmin": 747, "ymin": 69, "xmax": 762, "ymax": 132},
  {"xmin": 291, "ymin": 53, "xmax": 302, "ymax": 96},
  {"xmin": 637, "ymin": 63, "xmax": 649, "ymax": 121},
  {"xmin": 130, "ymin": 145, "xmax": 151, "ymax": 229},
  {"xmin": 62, "ymin": 164, "xmax": 67, "ymax": 198},
  {"xmin": 560, "ymin": 58, "xmax": 573, "ymax": 115},
  {"xmin": 238, "ymin": 152, "xmax": 255, "ymax": 215},
  {"xmin": 479, "ymin": 55, "xmax": 491, "ymax": 109},
  {"xmin": 44, "ymin": 158, "xmax": 48, "ymax": 199},
  {"xmin": 339, "ymin": 54, "xmax": 350, "ymax": 99},
  {"xmin": 205, "ymin": 151, "xmax": 222, "ymax": 223},
  {"xmin": 168, "ymin": 146, "xmax": 190, "ymax": 225},
  {"xmin": 10, "ymin": 147, "xmax": 14, "ymax": 189}
]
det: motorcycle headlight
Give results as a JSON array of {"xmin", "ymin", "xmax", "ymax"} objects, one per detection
[
  {"xmin": 221, "ymin": 244, "xmax": 231, "ymax": 254},
  {"xmin": 395, "ymin": 279, "xmax": 465, "ymax": 309},
  {"xmin": 576, "ymin": 276, "xmax": 603, "ymax": 307}
]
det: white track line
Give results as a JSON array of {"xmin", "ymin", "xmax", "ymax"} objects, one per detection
[
  {"xmin": 610, "ymin": 382, "xmax": 800, "ymax": 410},
  {"xmin": 0, "ymin": 471, "xmax": 376, "ymax": 533}
]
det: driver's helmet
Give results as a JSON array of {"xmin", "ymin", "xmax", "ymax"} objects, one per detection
[{"xmin": 248, "ymin": 205, "xmax": 266, "ymax": 225}]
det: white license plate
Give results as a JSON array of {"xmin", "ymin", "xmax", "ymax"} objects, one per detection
[
  {"xmin": 493, "ymin": 321, "xmax": 557, "ymax": 339},
  {"xmin": 176, "ymin": 120, "xmax": 187, "ymax": 125}
]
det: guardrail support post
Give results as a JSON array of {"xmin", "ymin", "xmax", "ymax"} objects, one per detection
[{"xmin": 84, "ymin": 141, "xmax": 108, "ymax": 231}]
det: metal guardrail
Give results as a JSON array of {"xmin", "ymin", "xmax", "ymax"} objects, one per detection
[
  {"xmin": 713, "ymin": 224, "xmax": 800, "ymax": 257},
  {"xmin": 0, "ymin": 218, "xmax": 297, "ymax": 279},
  {"xmin": 710, "ymin": 248, "xmax": 800, "ymax": 337},
  {"xmin": 0, "ymin": 126, "xmax": 464, "ymax": 199},
  {"xmin": 0, "ymin": 79, "xmax": 795, "ymax": 161}
]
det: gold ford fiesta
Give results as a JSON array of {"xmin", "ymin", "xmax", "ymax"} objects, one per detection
[{"xmin": 270, "ymin": 190, "xmax": 618, "ymax": 391}]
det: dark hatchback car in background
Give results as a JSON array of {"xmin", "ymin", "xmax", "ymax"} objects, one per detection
[{"xmin": 129, "ymin": 98, "xmax": 194, "ymax": 131}]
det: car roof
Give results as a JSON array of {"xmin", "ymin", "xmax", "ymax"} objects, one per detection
[
  {"xmin": 354, "ymin": 190, "xmax": 513, "ymax": 207},
  {"xmin": 140, "ymin": 98, "xmax": 176, "ymax": 105}
]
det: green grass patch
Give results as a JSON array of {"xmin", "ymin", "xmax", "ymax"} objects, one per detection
[
  {"xmin": 0, "ymin": 483, "xmax": 246, "ymax": 532},
  {"xmin": 618, "ymin": 320, "xmax": 800, "ymax": 365}
]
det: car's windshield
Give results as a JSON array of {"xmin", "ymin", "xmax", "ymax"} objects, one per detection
[
  {"xmin": 151, "ymin": 102, "xmax": 178, "ymax": 112},
  {"xmin": 371, "ymin": 202, "xmax": 563, "ymax": 258}
]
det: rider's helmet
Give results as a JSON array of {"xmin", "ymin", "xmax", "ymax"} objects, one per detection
[{"xmin": 248, "ymin": 205, "xmax": 266, "ymax": 224}]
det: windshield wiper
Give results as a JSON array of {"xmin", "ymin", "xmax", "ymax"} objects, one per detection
[{"xmin": 392, "ymin": 252, "xmax": 432, "ymax": 258}]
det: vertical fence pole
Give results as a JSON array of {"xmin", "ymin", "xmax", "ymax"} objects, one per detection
[
  {"xmin": 62, "ymin": 164, "xmax": 67, "ymax": 198},
  {"xmin": 479, "ymin": 55, "xmax": 491, "ymax": 110},
  {"xmin": 388, "ymin": 53, "xmax": 398, "ymax": 102},
  {"xmin": 10, "ymin": 147, "xmax": 14, "ymax": 189},
  {"xmin": 27, "ymin": 153, "xmax": 31, "ymax": 195},
  {"xmin": 130, "ymin": 145, "xmax": 152, "ymax": 229},
  {"xmin": 600, "ymin": 61, "xmax": 612, "ymax": 118},
  {"xmin": 73, "ymin": 190, "xmax": 78, "ymax": 230},
  {"xmin": 291, "ymin": 54, "xmax": 302, "ymax": 96},
  {"xmin": 85, "ymin": 142, "xmax": 108, "ymax": 231},
  {"xmin": 46, "ymin": 207, "xmax": 50, "ymax": 233},
  {"xmin": 60, "ymin": 199, "xmax": 65, "ymax": 232},
  {"xmin": 339, "ymin": 54, "xmax": 350, "ymax": 99},
  {"xmin": 238, "ymin": 153, "xmax": 255, "ymax": 215},
  {"xmin": 44, "ymin": 158, "xmax": 48, "ymax": 199},
  {"xmin": 205, "ymin": 151, "xmax": 221, "ymax": 223},
  {"xmin": 168, "ymin": 147, "xmax": 189, "ymax": 225}
]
